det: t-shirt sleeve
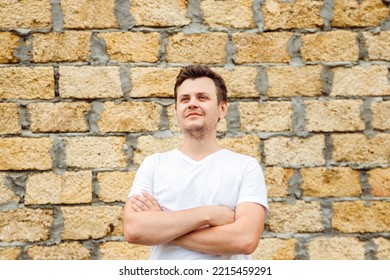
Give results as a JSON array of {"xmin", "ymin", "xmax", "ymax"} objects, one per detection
[
  {"xmin": 236, "ymin": 158, "xmax": 269, "ymax": 214},
  {"xmin": 128, "ymin": 155, "xmax": 155, "ymax": 198}
]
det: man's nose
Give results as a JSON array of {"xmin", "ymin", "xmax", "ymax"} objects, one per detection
[{"xmin": 187, "ymin": 97, "xmax": 199, "ymax": 108}]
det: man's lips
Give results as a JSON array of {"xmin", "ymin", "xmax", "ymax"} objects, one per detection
[{"xmin": 186, "ymin": 112, "xmax": 202, "ymax": 118}]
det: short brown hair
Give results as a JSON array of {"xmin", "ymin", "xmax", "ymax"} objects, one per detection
[{"xmin": 174, "ymin": 65, "xmax": 228, "ymax": 104}]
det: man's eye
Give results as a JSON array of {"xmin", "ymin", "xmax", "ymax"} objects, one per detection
[
  {"xmin": 180, "ymin": 97, "xmax": 189, "ymax": 102},
  {"xmin": 199, "ymin": 95, "xmax": 207, "ymax": 99}
]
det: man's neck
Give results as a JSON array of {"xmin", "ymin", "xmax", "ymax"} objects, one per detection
[{"xmin": 179, "ymin": 134, "xmax": 222, "ymax": 161}]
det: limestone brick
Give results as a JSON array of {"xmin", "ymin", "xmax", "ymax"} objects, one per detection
[
  {"xmin": 262, "ymin": 0, "xmax": 323, "ymax": 30},
  {"xmin": 97, "ymin": 101, "xmax": 161, "ymax": 133},
  {"xmin": 332, "ymin": 134, "xmax": 390, "ymax": 164},
  {"xmin": 264, "ymin": 167, "xmax": 294, "ymax": 198},
  {"xmin": 0, "ymin": 208, "xmax": 53, "ymax": 242},
  {"xmin": 301, "ymin": 31, "xmax": 359, "ymax": 62},
  {"xmin": 0, "ymin": 173, "xmax": 20, "ymax": 204},
  {"xmin": 166, "ymin": 33, "xmax": 227, "ymax": 64},
  {"xmin": 301, "ymin": 167, "xmax": 361, "ymax": 197},
  {"xmin": 368, "ymin": 168, "xmax": 390, "ymax": 197},
  {"xmin": 201, "ymin": 0, "xmax": 255, "ymax": 28},
  {"xmin": 27, "ymin": 102, "xmax": 90, "ymax": 133},
  {"xmin": 332, "ymin": 201, "xmax": 390, "ymax": 233},
  {"xmin": 100, "ymin": 242, "xmax": 149, "ymax": 260},
  {"xmin": 267, "ymin": 201, "xmax": 323, "ymax": 233},
  {"xmin": 0, "ymin": 138, "xmax": 53, "ymax": 170},
  {"xmin": 308, "ymin": 237, "xmax": 365, "ymax": 260},
  {"xmin": 25, "ymin": 171, "xmax": 93, "ymax": 205},
  {"xmin": 331, "ymin": 65, "xmax": 390, "ymax": 97},
  {"xmin": 130, "ymin": 67, "xmax": 180, "ymax": 98},
  {"xmin": 364, "ymin": 31, "xmax": 390, "ymax": 61},
  {"xmin": 218, "ymin": 134, "xmax": 261, "ymax": 161},
  {"xmin": 99, "ymin": 32, "xmax": 160, "ymax": 63},
  {"xmin": 62, "ymin": 0, "xmax": 118, "ymax": 29},
  {"xmin": 0, "ymin": 247, "xmax": 21, "ymax": 260},
  {"xmin": 0, "ymin": 67, "xmax": 55, "ymax": 100},
  {"xmin": 372, "ymin": 101, "xmax": 390, "ymax": 130},
  {"xmin": 33, "ymin": 32, "xmax": 91, "ymax": 63},
  {"xmin": 27, "ymin": 242, "xmax": 90, "ymax": 260},
  {"xmin": 267, "ymin": 65, "xmax": 323, "ymax": 97},
  {"xmin": 64, "ymin": 136, "xmax": 127, "ymax": 169},
  {"xmin": 61, "ymin": 206, "xmax": 123, "ymax": 240},
  {"xmin": 252, "ymin": 238, "xmax": 296, "ymax": 260},
  {"xmin": 305, "ymin": 100, "xmax": 364, "ymax": 132},
  {"xmin": 238, "ymin": 101, "xmax": 292, "ymax": 132},
  {"xmin": 0, "ymin": 103, "xmax": 21, "ymax": 134},
  {"xmin": 374, "ymin": 237, "xmax": 390, "ymax": 260},
  {"xmin": 0, "ymin": 0, "xmax": 51, "ymax": 29},
  {"xmin": 0, "ymin": 32, "xmax": 19, "ymax": 63},
  {"xmin": 233, "ymin": 32, "xmax": 291, "ymax": 64},
  {"xmin": 97, "ymin": 171, "xmax": 136, "ymax": 202},
  {"xmin": 131, "ymin": 0, "xmax": 190, "ymax": 27},
  {"xmin": 332, "ymin": 0, "xmax": 389, "ymax": 27},
  {"xmin": 59, "ymin": 66, "xmax": 122, "ymax": 99},
  {"xmin": 264, "ymin": 135, "xmax": 325, "ymax": 166}
]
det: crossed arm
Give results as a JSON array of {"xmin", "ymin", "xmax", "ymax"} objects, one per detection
[{"xmin": 123, "ymin": 192, "xmax": 267, "ymax": 255}]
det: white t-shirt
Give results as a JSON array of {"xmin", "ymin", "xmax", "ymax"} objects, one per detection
[{"xmin": 128, "ymin": 149, "xmax": 269, "ymax": 260}]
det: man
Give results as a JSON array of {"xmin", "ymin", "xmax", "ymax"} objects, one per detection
[{"xmin": 123, "ymin": 65, "xmax": 268, "ymax": 260}]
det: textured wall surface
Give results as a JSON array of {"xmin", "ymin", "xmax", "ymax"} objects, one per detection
[{"xmin": 0, "ymin": 0, "xmax": 390, "ymax": 260}]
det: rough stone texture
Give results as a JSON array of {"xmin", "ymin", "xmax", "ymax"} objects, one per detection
[
  {"xmin": 262, "ymin": 0, "xmax": 323, "ymax": 30},
  {"xmin": 25, "ymin": 171, "xmax": 93, "ymax": 205},
  {"xmin": 99, "ymin": 32, "xmax": 160, "ymax": 63},
  {"xmin": 0, "ymin": 138, "xmax": 53, "ymax": 170},
  {"xmin": 374, "ymin": 237, "xmax": 390, "ymax": 260},
  {"xmin": 267, "ymin": 65, "xmax": 322, "ymax": 97},
  {"xmin": 0, "ymin": 103, "xmax": 21, "ymax": 134},
  {"xmin": 218, "ymin": 134, "xmax": 262, "ymax": 161},
  {"xmin": 212, "ymin": 67, "xmax": 259, "ymax": 98},
  {"xmin": 62, "ymin": 0, "xmax": 118, "ymax": 29},
  {"xmin": 252, "ymin": 238, "xmax": 296, "ymax": 260},
  {"xmin": 65, "ymin": 136, "xmax": 127, "ymax": 169},
  {"xmin": 166, "ymin": 33, "xmax": 227, "ymax": 64},
  {"xmin": 27, "ymin": 102, "xmax": 90, "ymax": 133},
  {"xmin": 0, "ymin": 208, "xmax": 53, "ymax": 242},
  {"xmin": 0, "ymin": 247, "xmax": 21, "ymax": 260},
  {"xmin": 130, "ymin": 67, "xmax": 180, "ymax": 98},
  {"xmin": 0, "ymin": 67, "xmax": 55, "ymax": 100},
  {"xmin": 97, "ymin": 171, "xmax": 136, "ymax": 202},
  {"xmin": 368, "ymin": 168, "xmax": 390, "ymax": 197},
  {"xmin": 33, "ymin": 32, "xmax": 91, "ymax": 63},
  {"xmin": 0, "ymin": 32, "xmax": 19, "ymax": 63},
  {"xmin": 301, "ymin": 167, "xmax": 361, "ymax": 197},
  {"xmin": 62, "ymin": 206, "xmax": 123, "ymax": 240},
  {"xmin": 167, "ymin": 104, "xmax": 227, "ymax": 133},
  {"xmin": 332, "ymin": 201, "xmax": 390, "ymax": 233},
  {"xmin": 364, "ymin": 31, "xmax": 390, "ymax": 61},
  {"xmin": 0, "ymin": 173, "xmax": 20, "ymax": 204},
  {"xmin": 305, "ymin": 100, "xmax": 364, "ymax": 132},
  {"xmin": 308, "ymin": 237, "xmax": 365, "ymax": 260},
  {"xmin": 372, "ymin": 101, "xmax": 390, "ymax": 130},
  {"xmin": 332, "ymin": 0, "xmax": 389, "ymax": 27},
  {"xmin": 27, "ymin": 242, "xmax": 90, "ymax": 260},
  {"xmin": 131, "ymin": 0, "xmax": 190, "ymax": 27},
  {"xmin": 133, "ymin": 135, "xmax": 183, "ymax": 166},
  {"xmin": 59, "ymin": 66, "xmax": 122, "ymax": 99},
  {"xmin": 264, "ymin": 135, "xmax": 325, "ymax": 166},
  {"xmin": 331, "ymin": 65, "xmax": 390, "ymax": 96},
  {"xmin": 238, "ymin": 101, "xmax": 292, "ymax": 132},
  {"xmin": 267, "ymin": 201, "xmax": 324, "ymax": 233},
  {"xmin": 201, "ymin": 0, "xmax": 255, "ymax": 28},
  {"xmin": 332, "ymin": 134, "xmax": 390, "ymax": 164},
  {"xmin": 0, "ymin": 0, "xmax": 51, "ymax": 29},
  {"xmin": 97, "ymin": 102, "xmax": 161, "ymax": 133},
  {"xmin": 265, "ymin": 167, "xmax": 294, "ymax": 198},
  {"xmin": 301, "ymin": 31, "xmax": 359, "ymax": 62},
  {"xmin": 233, "ymin": 32, "xmax": 291, "ymax": 64},
  {"xmin": 100, "ymin": 241, "xmax": 149, "ymax": 260}
]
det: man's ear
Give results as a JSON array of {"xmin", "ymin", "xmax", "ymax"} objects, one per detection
[{"xmin": 219, "ymin": 101, "xmax": 228, "ymax": 120}]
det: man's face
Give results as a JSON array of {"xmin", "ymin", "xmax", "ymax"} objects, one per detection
[{"xmin": 176, "ymin": 77, "xmax": 227, "ymax": 138}]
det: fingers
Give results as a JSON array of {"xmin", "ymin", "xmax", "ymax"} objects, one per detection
[
  {"xmin": 142, "ymin": 192, "xmax": 162, "ymax": 211},
  {"xmin": 130, "ymin": 193, "xmax": 162, "ymax": 212}
]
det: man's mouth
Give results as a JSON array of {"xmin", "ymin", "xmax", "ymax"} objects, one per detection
[{"xmin": 186, "ymin": 112, "xmax": 202, "ymax": 118}]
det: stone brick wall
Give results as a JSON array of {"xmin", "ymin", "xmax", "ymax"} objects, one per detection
[{"xmin": 0, "ymin": 0, "xmax": 390, "ymax": 260}]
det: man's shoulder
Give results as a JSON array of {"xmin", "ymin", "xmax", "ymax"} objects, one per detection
[{"xmin": 222, "ymin": 149, "xmax": 257, "ymax": 162}]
